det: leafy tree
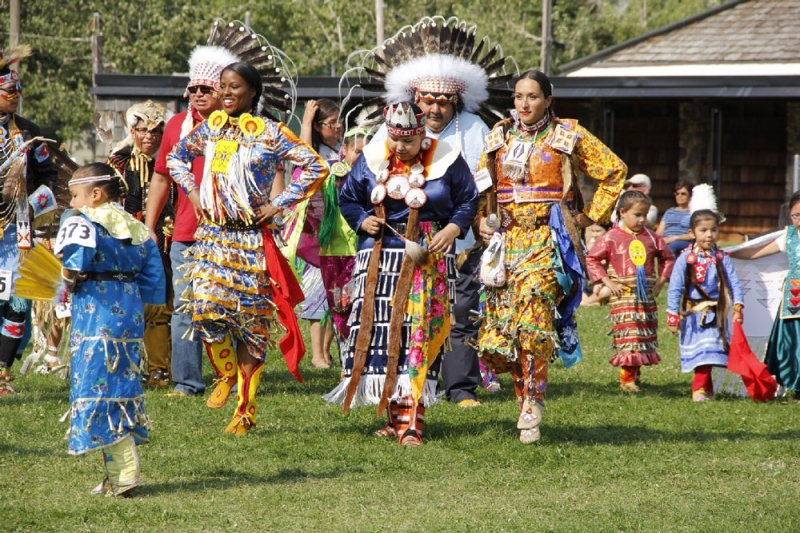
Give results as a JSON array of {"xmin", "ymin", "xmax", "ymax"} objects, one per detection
[{"xmin": 4, "ymin": 0, "xmax": 728, "ymax": 140}]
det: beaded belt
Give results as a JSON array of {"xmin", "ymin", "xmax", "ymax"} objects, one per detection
[
  {"xmin": 213, "ymin": 218, "xmax": 262, "ymax": 231},
  {"xmin": 499, "ymin": 206, "xmax": 549, "ymax": 230},
  {"xmin": 386, "ymin": 220, "xmax": 445, "ymax": 235},
  {"xmin": 85, "ymin": 271, "xmax": 135, "ymax": 283}
]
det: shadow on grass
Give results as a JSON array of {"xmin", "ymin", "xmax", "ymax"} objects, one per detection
[
  {"xmin": 552, "ymin": 380, "xmax": 688, "ymax": 400},
  {"xmin": 136, "ymin": 465, "xmax": 361, "ymax": 496},
  {"xmin": 424, "ymin": 419, "xmax": 800, "ymax": 447},
  {"xmin": 0, "ymin": 442, "xmax": 60, "ymax": 457},
  {"xmin": 547, "ymin": 424, "xmax": 800, "ymax": 446}
]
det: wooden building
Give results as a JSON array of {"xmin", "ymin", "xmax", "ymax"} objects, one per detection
[
  {"xmin": 553, "ymin": 0, "xmax": 800, "ymax": 240},
  {"xmin": 91, "ymin": 0, "xmax": 800, "ymax": 239}
]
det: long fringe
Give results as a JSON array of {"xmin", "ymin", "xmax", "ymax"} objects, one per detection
[{"xmin": 323, "ymin": 374, "xmax": 441, "ymax": 408}]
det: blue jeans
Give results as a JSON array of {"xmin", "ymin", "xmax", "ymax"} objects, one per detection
[{"xmin": 170, "ymin": 241, "xmax": 205, "ymax": 395}]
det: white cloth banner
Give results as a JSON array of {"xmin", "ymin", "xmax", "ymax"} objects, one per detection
[{"xmin": 716, "ymin": 230, "xmax": 786, "ymax": 395}]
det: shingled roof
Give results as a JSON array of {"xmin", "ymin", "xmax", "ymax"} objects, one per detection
[{"xmin": 560, "ymin": 0, "xmax": 800, "ymax": 76}]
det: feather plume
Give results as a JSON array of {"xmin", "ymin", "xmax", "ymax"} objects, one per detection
[
  {"xmin": 92, "ymin": 111, "xmax": 116, "ymax": 151},
  {"xmin": 689, "ymin": 183, "xmax": 720, "ymax": 215},
  {"xmin": 382, "ymin": 221, "xmax": 429, "ymax": 266},
  {"xmin": 0, "ymin": 44, "xmax": 32, "ymax": 69},
  {"xmin": 13, "ymin": 245, "xmax": 64, "ymax": 302},
  {"xmin": 208, "ymin": 18, "xmax": 298, "ymax": 120}
]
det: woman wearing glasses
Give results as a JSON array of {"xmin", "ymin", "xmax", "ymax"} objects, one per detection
[
  {"xmin": 655, "ymin": 181, "xmax": 694, "ymax": 256},
  {"xmin": 286, "ymin": 98, "xmax": 345, "ymax": 368}
]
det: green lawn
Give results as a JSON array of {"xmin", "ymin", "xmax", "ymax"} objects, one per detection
[{"xmin": 2, "ymin": 300, "xmax": 799, "ymax": 532}]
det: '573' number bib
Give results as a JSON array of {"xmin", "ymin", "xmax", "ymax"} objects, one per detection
[{"xmin": 54, "ymin": 216, "xmax": 97, "ymax": 255}]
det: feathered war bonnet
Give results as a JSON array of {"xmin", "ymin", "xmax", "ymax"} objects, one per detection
[
  {"xmin": 180, "ymin": 43, "xmax": 240, "ymax": 138},
  {"xmin": 340, "ymin": 16, "xmax": 517, "ymax": 127},
  {"xmin": 689, "ymin": 183, "xmax": 725, "ymax": 223}
]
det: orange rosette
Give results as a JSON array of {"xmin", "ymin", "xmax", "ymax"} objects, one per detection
[
  {"xmin": 208, "ymin": 110, "xmax": 228, "ymax": 133},
  {"xmin": 240, "ymin": 113, "xmax": 265, "ymax": 141}
]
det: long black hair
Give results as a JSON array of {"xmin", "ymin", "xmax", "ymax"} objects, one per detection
[{"xmin": 220, "ymin": 61, "xmax": 263, "ymax": 114}]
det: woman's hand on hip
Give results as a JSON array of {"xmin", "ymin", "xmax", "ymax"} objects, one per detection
[
  {"xmin": 255, "ymin": 204, "xmax": 282, "ymax": 224},
  {"xmin": 187, "ymin": 189, "xmax": 206, "ymax": 221}
]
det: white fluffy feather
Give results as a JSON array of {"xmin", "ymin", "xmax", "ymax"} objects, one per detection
[
  {"xmin": 188, "ymin": 45, "xmax": 240, "ymax": 79},
  {"xmin": 689, "ymin": 183, "xmax": 718, "ymax": 214},
  {"xmin": 384, "ymin": 54, "xmax": 488, "ymax": 112}
]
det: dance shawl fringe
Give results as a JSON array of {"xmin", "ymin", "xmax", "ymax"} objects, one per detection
[
  {"xmin": 343, "ymin": 205, "xmax": 386, "ymax": 413},
  {"xmin": 262, "ymin": 223, "xmax": 306, "ymax": 382}
]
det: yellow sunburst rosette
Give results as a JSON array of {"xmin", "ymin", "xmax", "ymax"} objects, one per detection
[
  {"xmin": 629, "ymin": 239, "xmax": 646, "ymax": 267},
  {"xmin": 628, "ymin": 239, "xmax": 650, "ymax": 302},
  {"xmin": 208, "ymin": 110, "xmax": 228, "ymax": 134},
  {"xmin": 240, "ymin": 113, "xmax": 265, "ymax": 141}
]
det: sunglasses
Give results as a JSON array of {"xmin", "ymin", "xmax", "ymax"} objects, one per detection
[{"xmin": 188, "ymin": 85, "xmax": 215, "ymax": 95}]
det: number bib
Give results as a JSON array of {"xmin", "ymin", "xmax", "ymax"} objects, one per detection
[
  {"xmin": 0, "ymin": 269, "xmax": 12, "ymax": 301},
  {"xmin": 54, "ymin": 216, "xmax": 97, "ymax": 255}
]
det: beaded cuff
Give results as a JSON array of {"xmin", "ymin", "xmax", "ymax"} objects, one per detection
[{"xmin": 667, "ymin": 312, "xmax": 680, "ymax": 326}]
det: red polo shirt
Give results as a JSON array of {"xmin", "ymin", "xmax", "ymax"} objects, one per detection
[{"xmin": 154, "ymin": 108, "xmax": 205, "ymax": 242}]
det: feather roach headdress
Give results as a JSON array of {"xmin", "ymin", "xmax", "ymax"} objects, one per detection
[
  {"xmin": 341, "ymin": 16, "xmax": 517, "ymax": 127},
  {"xmin": 206, "ymin": 19, "xmax": 297, "ymax": 122},
  {"xmin": 689, "ymin": 183, "xmax": 725, "ymax": 223}
]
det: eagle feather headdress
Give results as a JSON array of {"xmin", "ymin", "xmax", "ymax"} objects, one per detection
[{"xmin": 340, "ymin": 16, "xmax": 518, "ymax": 127}]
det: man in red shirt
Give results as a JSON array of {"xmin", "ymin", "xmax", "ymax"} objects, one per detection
[{"xmin": 145, "ymin": 45, "xmax": 238, "ymax": 397}]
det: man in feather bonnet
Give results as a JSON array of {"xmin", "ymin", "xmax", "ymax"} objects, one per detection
[
  {"xmin": 366, "ymin": 18, "xmax": 515, "ymax": 408},
  {"xmin": 0, "ymin": 44, "xmax": 58, "ymax": 395},
  {"xmin": 144, "ymin": 44, "xmax": 237, "ymax": 398}
]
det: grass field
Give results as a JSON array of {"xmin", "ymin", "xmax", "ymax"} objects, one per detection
[{"xmin": 2, "ymin": 299, "xmax": 799, "ymax": 532}]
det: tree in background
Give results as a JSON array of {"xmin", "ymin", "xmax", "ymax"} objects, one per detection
[{"xmin": 7, "ymin": 0, "xmax": 726, "ymax": 141}]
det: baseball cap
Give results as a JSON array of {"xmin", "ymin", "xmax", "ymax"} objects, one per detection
[{"xmin": 625, "ymin": 173, "xmax": 651, "ymax": 189}]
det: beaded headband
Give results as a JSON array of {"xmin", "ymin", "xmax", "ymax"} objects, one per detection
[
  {"xmin": 384, "ymin": 103, "xmax": 426, "ymax": 137},
  {"xmin": 69, "ymin": 174, "xmax": 115, "ymax": 186},
  {"xmin": 415, "ymin": 91, "xmax": 458, "ymax": 103}
]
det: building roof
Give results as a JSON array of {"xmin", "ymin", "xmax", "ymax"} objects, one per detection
[
  {"xmin": 560, "ymin": 0, "xmax": 800, "ymax": 76},
  {"xmin": 91, "ymin": 74, "xmax": 375, "ymax": 100},
  {"xmin": 92, "ymin": 71, "xmax": 800, "ymax": 102}
]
